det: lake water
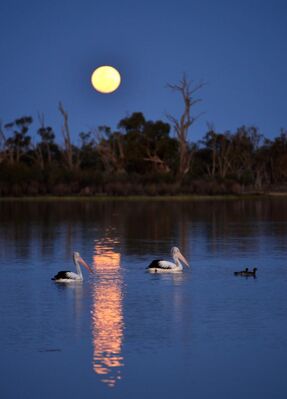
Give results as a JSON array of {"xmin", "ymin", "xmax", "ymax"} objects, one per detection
[{"xmin": 1, "ymin": 198, "xmax": 287, "ymax": 399}]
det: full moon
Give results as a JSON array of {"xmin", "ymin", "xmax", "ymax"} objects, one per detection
[{"xmin": 91, "ymin": 66, "xmax": 121, "ymax": 94}]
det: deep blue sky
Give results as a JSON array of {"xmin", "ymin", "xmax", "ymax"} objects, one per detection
[{"xmin": 1, "ymin": 0, "xmax": 286, "ymax": 144}]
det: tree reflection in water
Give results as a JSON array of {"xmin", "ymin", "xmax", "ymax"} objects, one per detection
[{"xmin": 91, "ymin": 237, "xmax": 124, "ymax": 388}]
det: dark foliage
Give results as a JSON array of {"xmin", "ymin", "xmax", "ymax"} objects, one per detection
[{"xmin": 0, "ymin": 112, "xmax": 286, "ymax": 196}]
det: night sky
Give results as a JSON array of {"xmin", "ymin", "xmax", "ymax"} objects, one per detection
[{"xmin": 1, "ymin": 0, "xmax": 286, "ymax": 144}]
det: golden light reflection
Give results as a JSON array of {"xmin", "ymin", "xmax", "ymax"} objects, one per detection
[{"xmin": 91, "ymin": 238, "xmax": 124, "ymax": 388}]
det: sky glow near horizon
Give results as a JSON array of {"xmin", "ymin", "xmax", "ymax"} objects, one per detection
[{"xmin": 0, "ymin": 0, "xmax": 286, "ymax": 143}]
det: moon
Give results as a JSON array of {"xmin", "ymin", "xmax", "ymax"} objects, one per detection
[{"xmin": 91, "ymin": 66, "xmax": 121, "ymax": 94}]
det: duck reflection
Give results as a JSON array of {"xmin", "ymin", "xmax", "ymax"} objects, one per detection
[{"xmin": 91, "ymin": 238, "xmax": 124, "ymax": 388}]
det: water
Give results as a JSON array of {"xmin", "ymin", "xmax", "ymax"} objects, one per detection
[{"xmin": 1, "ymin": 198, "xmax": 287, "ymax": 398}]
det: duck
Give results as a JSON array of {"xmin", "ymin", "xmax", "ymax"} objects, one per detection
[
  {"xmin": 234, "ymin": 267, "xmax": 257, "ymax": 277},
  {"xmin": 234, "ymin": 267, "xmax": 249, "ymax": 276}
]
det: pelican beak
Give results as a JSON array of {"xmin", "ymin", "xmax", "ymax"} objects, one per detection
[
  {"xmin": 78, "ymin": 256, "xmax": 94, "ymax": 273},
  {"xmin": 178, "ymin": 252, "xmax": 189, "ymax": 267}
]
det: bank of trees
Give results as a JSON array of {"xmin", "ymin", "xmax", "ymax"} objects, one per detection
[{"xmin": 0, "ymin": 93, "xmax": 287, "ymax": 196}]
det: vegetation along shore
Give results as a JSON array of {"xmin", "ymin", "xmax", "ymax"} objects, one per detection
[{"xmin": 1, "ymin": 79, "xmax": 286, "ymax": 197}]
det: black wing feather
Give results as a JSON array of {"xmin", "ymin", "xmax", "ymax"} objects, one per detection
[
  {"xmin": 51, "ymin": 271, "xmax": 71, "ymax": 280},
  {"xmin": 147, "ymin": 259, "xmax": 163, "ymax": 269}
]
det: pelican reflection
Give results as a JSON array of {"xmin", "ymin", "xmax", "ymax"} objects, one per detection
[{"xmin": 91, "ymin": 239, "xmax": 124, "ymax": 388}]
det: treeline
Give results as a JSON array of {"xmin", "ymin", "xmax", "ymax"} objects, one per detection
[{"xmin": 0, "ymin": 107, "xmax": 286, "ymax": 197}]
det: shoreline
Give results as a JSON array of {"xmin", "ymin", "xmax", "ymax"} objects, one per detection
[{"xmin": 0, "ymin": 192, "xmax": 286, "ymax": 202}]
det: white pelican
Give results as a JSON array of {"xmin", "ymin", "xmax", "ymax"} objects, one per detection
[
  {"xmin": 147, "ymin": 247, "xmax": 189, "ymax": 273},
  {"xmin": 52, "ymin": 252, "xmax": 93, "ymax": 282}
]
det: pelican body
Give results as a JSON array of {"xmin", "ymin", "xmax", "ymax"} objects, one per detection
[
  {"xmin": 147, "ymin": 247, "xmax": 189, "ymax": 273},
  {"xmin": 52, "ymin": 252, "xmax": 93, "ymax": 282}
]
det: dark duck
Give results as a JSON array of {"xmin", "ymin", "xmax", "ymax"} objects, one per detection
[{"xmin": 234, "ymin": 267, "xmax": 257, "ymax": 277}]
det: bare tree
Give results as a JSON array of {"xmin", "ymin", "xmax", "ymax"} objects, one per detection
[
  {"xmin": 59, "ymin": 102, "xmax": 78, "ymax": 171},
  {"xmin": 167, "ymin": 74, "xmax": 205, "ymax": 180}
]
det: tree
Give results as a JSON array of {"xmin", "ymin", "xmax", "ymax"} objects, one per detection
[
  {"xmin": 229, "ymin": 126, "xmax": 263, "ymax": 187},
  {"xmin": 142, "ymin": 120, "xmax": 176, "ymax": 173},
  {"xmin": 117, "ymin": 112, "xmax": 146, "ymax": 173},
  {"xmin": 118, "ymin": 112, "xmax": 177, "ymax": 175},
  {"xmin": 96, "ymin": 125, "xmax": 126, "ymax": 174},
  {"xmin": 201, "ymin": 124, "xmax": 217, "ymax": 177},
  {"xmin": 4, "ymin": 116, "xmax": 33, "ymax": 164},
  {"xmin": 0, "ymin": 121, "xmax": 7, "ymax": 164},
  {"xmin": 167, "ymin": 74, "xmax": 205, "ymax": 180},
  {"xmin": 201, "ymin": 126, "xmax": 233, "ymax": 179},
  {"xmin": 268, "ymin": 130, "xmax": 287, "ymax": 183},
  {"xmin": 35, "ymin": 113, "xmax": 58, "ymax": 169},
  {"xmin": 59, "ymin": 102, "xmax": 78, "ymax": 171}
]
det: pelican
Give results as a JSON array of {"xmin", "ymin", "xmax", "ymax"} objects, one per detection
[
  {"xmin": 52, "ymin": 252, "xmax": 93, "ymax": 282},
  {"xmin": 147, "ymin": 247, "xmax": 189, "ymax": 273}
]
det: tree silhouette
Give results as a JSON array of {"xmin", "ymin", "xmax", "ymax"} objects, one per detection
[
  {"xmin": 167, "ymin": 74, "xmax": 205, "ymax": 180},
  {"xmin": 0, "ymin": 107, "xmax": 287, "ymax": 196},
  {"xmin": 4, "ymin": 116, "xmax": 33, "ymax": 164}
]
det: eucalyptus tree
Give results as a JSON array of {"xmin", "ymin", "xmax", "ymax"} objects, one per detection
[
  {"xmin": 4, "ymin": 116, "xmax": 33, "ymax": 164},
  {"xmin": 0, "ymin": 121, "xmax": 7, "ymax": 164},
  {"xmin": 36, "ymin": 124, "xmax": 59, "ymax": 169},
  {"xmin": 201, "ymin": 127, "xmax": 233, "ymax": 179},
  {"xmin": 229, "ymin": 126, "xmax": 263, "ymax": 186},
  {"xmin": 96, "ymin": 125, "xmax": 126, "ymax": 174},
  {"xmin": 59, "ymin": 102, "xmax": 79, "ymax": 171},
  {"xmin": 142, "ymin": 119, "xmax": 177, "ymax": 174},
  {"xmin": 117, "ymin": 112, "xmax": 146, "ymax": 173},
  {"xmin": 268, "ymin": 130, "xmax": 287, "ymax": 183},
  {"xmin": 167, "ymin": 74, "xmax": 205, "ymax": 180},
  {"xmin": 118, "ymin": 112, "xmax": 177, "ymax": 175}
]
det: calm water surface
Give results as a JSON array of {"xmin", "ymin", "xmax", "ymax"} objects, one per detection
[{"xmin": 1, "ymin": 199, "xmax": 287, "ymax": 399}]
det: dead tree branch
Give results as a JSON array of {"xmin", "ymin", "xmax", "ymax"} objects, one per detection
[
  {"xmin": 59, "ymin": 102, "xmax": 77, "ymax": 171},
  {"xmin": 167, "ymin": 74, "xmax": 205, "ymax": 180}
]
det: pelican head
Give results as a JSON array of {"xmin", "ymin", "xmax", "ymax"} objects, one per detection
[
  {"xmin": 171, "ymin": 247, "xmax": 189, "ymax": 267},
  {"xmin": 73, "ymin": 251, "xmax": 94, "ymax": 273}
]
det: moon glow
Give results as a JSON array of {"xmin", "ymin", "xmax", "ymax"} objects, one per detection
[{"xmin": 91, "ymin": 66, "xmax": 121, "ymax": 94}]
